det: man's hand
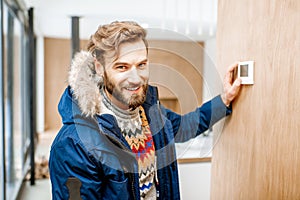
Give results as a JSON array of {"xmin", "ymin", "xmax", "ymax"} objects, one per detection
[{"xmin": 221, "ymin": 62, "xmax": 242, "ymax": 107}]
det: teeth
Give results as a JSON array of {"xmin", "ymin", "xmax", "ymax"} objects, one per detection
[{"xmin": 126, "ymin": 87, "xmax": 139, "ymax": 91}]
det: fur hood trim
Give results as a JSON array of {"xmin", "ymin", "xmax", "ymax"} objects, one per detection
[{"xmin": 68, "ymin": 51, "xmax": 103, "ymax": 117}]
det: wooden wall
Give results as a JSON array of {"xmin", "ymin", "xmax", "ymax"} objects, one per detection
[
  {"xmin": 148, "ymin": 40, "xmax": 204, "ymax": 114},
  {"xmin": 44, "ymin": 38, "xmax": 203, "ymax": 130},
  {"xmin": 211, "ymin": 0, "xmax": 300, "ymax": 199},
  {"xmin": 44, "ymin": 38, "xmax": 88, "ymax": 130}
]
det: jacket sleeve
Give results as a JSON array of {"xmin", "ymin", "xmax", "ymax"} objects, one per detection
[
  {"xmin": 163, "ymin": 95, "xmax": 232, "ymax": 143},
  {"xmin": 49, "ymin": 131, "xmax": 103, "ymax": 200}
]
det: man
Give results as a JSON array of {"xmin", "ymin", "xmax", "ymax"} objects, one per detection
[{"xmin": 49, "ymin": 21, "xmax": 241, "ymax": 199}]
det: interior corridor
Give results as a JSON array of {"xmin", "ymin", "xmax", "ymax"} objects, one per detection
[{"xmin": 17, "ymin": 131, "xmax": 56, "ymax": 200}]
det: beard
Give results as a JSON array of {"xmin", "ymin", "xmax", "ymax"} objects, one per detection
[{"xmin": 104, "ymin": 71, "xmax": 148, "ymax": 110}]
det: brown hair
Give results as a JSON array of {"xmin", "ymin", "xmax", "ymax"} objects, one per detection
[{"xmin": 87, "ymin": 21, "xmax": 148, "ymax": 66}]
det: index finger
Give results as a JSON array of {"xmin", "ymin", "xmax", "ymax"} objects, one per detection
[
  {"xmin": 227, "ymin": 61, "xmax": 239, "ymax": 73},
  {"xmin": 224, "ymin": 61, "xmax": 239, "ymax": 84}
]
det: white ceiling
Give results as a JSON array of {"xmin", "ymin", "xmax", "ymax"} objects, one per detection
[{"xmin": 22, "ymin": 0, "xmax": 218, "ymax": 41}]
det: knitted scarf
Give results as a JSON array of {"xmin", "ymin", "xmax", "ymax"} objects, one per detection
[{"xmin": 100, "ymin": 89, "xmax": 157, "ymax": 199}]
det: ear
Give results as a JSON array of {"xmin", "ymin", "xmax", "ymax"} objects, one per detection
[{"xmin": 94, "ymin": 58, "xmax": 104, "ymax": 75}]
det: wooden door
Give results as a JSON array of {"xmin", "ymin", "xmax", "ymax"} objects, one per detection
[{"xmin": 211, "ymin": 0, "xmax": 300, "ymax": 199}]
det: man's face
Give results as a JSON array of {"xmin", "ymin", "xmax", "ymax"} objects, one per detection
[{"xmin": 102, "ymin": 40, "xmax": 149, "ymax": 110}]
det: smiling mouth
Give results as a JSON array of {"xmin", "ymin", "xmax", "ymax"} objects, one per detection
[{"xmin": 125, "ymin": 87, "xmax": 140, "ymax": 91}]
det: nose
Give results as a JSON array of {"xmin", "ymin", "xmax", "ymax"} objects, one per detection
[{"xmin": 127, "ymin": 67, "xmax": 142, "ymax": 85}]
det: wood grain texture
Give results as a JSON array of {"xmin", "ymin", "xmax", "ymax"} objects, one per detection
[
  {"xmin": 44, "ymin": 38, "xmax": 88, "ymax": 130},
  {"xmin": 177, "ymin": 157, "xmax": 211, "ymax": 164},
  {"xmin": 148, "ymin": 41, "xmax": 204, "ymax": 114},
  {"xmin": 211, "ymin": 0, "xmax": 300, "ymax": 199}
]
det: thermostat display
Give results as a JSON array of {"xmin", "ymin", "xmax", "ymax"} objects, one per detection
[{"xmin": 238, "ymin": 61, "xmax": 254, "ymax": 84}]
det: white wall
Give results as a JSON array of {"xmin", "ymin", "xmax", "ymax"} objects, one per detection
[
  {"xmin": 202, "ymin": 37, "xmax": 222, "ymax": 102},
  {"xmin": 178, "ymin": 162, "xmax": 211, "ymax": 200},
  {"xmin": 36, "ymin": 36, "xmax": 45, "ymax": 133}
]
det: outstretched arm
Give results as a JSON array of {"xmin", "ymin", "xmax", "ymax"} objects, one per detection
[{"xmin": 164, "ymin": 62, "xmax": 242, "ymax": 143}]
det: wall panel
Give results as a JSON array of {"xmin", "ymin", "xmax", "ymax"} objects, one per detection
[
  {"xmin": 211, "ymin": 0, "xmax": 300, "ymax": 199},
  {"xmin": 148, "ymin": 40, "xmax": 204, "ymax": 114},
  {"xmin": 44, "ymin": 38, "xmax": 88, "ymax": 130},
  {"xmin": 44, "ymin": 38, "xmax": 70, "ymax": 130}
]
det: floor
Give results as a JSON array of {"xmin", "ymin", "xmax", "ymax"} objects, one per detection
[{"xmin": 17, "ymin": 131, "xmax": 57, "ymax": 200}]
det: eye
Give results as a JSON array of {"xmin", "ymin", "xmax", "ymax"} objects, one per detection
[
  {"xmin": 138, "ymin": 62, "xmax": 147, "ymax": 68},
  {"xmin": 115, "ymin": 65, "xmax": 127, "ymax": 71}
]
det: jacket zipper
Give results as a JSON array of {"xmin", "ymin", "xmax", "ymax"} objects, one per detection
[{"xmin": 155, "ymin": 100, "xmax": 164, "ymax": 199}]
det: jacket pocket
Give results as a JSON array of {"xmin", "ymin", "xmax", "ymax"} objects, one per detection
[{"xmin": 103, "ymin": 178, "xmax": 130, "ymax": 200}]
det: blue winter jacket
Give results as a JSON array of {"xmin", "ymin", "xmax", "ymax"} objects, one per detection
[{"xmin": 49, "ymin": 85, "xmax": 231, "ymax": 200}]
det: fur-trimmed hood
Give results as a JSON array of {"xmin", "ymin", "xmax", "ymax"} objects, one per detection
[{"xmin": 68, "ymin": 51, "xmax": 103, "ymax": 117}]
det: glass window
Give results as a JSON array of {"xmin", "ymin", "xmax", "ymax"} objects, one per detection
[{"xmin": 2, "ymin": 2, "xmax": 31, "ymax": 199}]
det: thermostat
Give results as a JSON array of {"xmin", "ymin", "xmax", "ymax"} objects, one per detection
[{"xmin": 238, "ymin": 61, "xmax": 254, "ymax": 85}]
